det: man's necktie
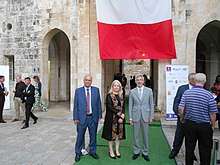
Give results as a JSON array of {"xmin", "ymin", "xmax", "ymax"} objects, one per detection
[
  {"xmin": 86, "ymin": 88, "xmax": 90, "ymax": 114},
  {"xmin": 26, "ymin": 86, "xmax": 29, "ymax": 92},
  {"xmin": 139, "ymin": 88, "xmax": 142, "ymax": 100},
  {"xmin": 1, "ymin": 83, "xmax": 5, "ymax": 91}
]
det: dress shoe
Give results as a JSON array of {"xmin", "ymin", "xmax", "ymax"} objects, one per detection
[
  {"xmin": 116, "ymin": 154, "xmax": 121, "ymax": 158},
  {"xmin": 169, "ymin": 150, "xmax": 177, "ymax": 159},
  {"xmin": 90, "ymin": 153, "xmax": 99, "ymax": 159},
  {"xmin": 33, "ymin": 117, "xmax": 38, "ymax": 124},
  {"xmin": 0, "ymin": 120, "xmax": 7, "ymax": 123},
  {"xmin": 132, "ymin": 154, "xmax": 139, "ymax": 160},
  {"xmin": 109, "ymin": 152, "xmax": 116, "ymax": 159},
  {"xmin": 75, "ymin": 154, "xmax": 81, "ymax": 162},
  {"xmin": 193, "ymin": 154, "xmax": 197, "ymax": 161},
  {"xmin": 21, "ymin": 125, "xmax": 29, "ymax": 129},
  {"xmin": 142, "ymin": 154, "xmax": 150, "ymax": 161},
  {"xmin": 12, "ymin": 118, "xmax": 19, "ymax": 122},
  {"xmin": 115, "ymin": 151, "xmax": 121, "ymax": 158},
  {"xmin": 22, "ymin": 120, "xmax": 26, "ymax": 124}
]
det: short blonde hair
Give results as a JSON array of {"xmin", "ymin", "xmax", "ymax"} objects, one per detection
[{"xmin": 108, "ymin": 80, "xmax": 123, "ymax": 97}]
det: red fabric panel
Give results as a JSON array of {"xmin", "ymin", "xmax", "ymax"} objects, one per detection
[{"xmin": 97, "ymin": 20, "xmax": 176, "ymax": 60}]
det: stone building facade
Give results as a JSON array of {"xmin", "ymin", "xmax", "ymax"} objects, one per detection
[{"xmin": 0, "ymin": 0, "xmax": 220, "ymax": 112}]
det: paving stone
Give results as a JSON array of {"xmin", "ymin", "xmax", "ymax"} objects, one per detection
[{"xmin": 1, "ymin": 105, "xmax": 220, "ymax": 165}]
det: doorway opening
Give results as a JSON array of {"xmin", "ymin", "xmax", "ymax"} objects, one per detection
[
  {"xmin": 102, "ymin": 59, "xmax": 153, "ymax": 98},
  {"xmin": 48, "ymin": 31, "xmax": 70, "ymax": 102},
  {"xmin": 196, "ymin": 20, "xmax": 220, "ymax": 89}
]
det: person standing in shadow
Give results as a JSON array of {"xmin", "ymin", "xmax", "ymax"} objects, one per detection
[
  {"xmin": 21, "ymin": 77, "xmax": 38, "ymax": 129},
  {"xmin": 102, "ymin": 80, "xmax": 126, "ymax": 159},
  {"xmin": 0, "ymin": 75, "xmax": 9, "ymax": 123},
  {"xmin": 130, "ymin": 76, "xmax": 136, "ymax": 90}
]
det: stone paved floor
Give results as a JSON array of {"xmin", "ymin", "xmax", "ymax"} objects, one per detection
[
  {"xmin": 0, "ymin": 119, "xmax": 75, "ymax": 165},
  {"xmin": 1, "ymin": 103, "xmax": 220, "ymax": 165},
  {"xmin": 161, "ymin": 118, "xmax": 220, "ymax": 165},
  {"xmin": 0, "ymin": 102, "xmax": 101, "ymax": 165}
]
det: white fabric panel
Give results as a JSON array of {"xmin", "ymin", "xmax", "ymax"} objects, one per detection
[{"xmin": 96, "ymin": 0, "xmax": 171, "ymax": 24}]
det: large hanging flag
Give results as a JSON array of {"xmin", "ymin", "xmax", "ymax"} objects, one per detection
[{"xmin": 96, "ymin": 0, "xmax": 176, "ymax": 60}]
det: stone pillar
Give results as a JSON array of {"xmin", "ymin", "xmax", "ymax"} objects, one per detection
[
  {"xmin": 157, "ymin": 60, "xmax": 170, "ymax": 112},
  {"xmin": 76, "ymin": 0, "xmax": 90, "ymax": 85},
  {"xmin": 89, "ymin": 0, "xmax": 102, "ymax": 93},
  {"xmin": 71, "ymin": 0, "xmax": 102, "ymax": 111}
]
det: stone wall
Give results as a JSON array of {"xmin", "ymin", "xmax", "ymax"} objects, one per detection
[
  {"xmin": 157, "ymin": 0, "xmax": 220, "ymax": 111},
  {"xmin": 0, "ymin": 0, "xmax": 41, "ymax": 77},
  {"xmin": 0, "ymin": 0, "xmax": 220, "ymax": 112},
  {"xmin": 123, "ymin": 60, "xmax": 151, "ymax": 78},
  {"xmin": 0, "ymin": 0, "xmax": 79, "ymax": 109}
]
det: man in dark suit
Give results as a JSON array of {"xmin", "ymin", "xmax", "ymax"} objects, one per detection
[
  {"xmin": 0, "ymin": 75, "xmax": 9, "ymax": 123},
  {"xmin": 73, "ymin": 75, "xmax": 102, "ymax": 162},
  {"xmin": 21, "ymin": 77, "xmax": 38, "ymax": 129},
  {"xmin": 169, "ymin": 73, "xmax": 197, "ymax": 160}
]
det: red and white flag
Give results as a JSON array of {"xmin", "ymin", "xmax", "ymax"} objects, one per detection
[{"xmin": 96, "ymin": 0, "xmax": 176, "ymax": 60}]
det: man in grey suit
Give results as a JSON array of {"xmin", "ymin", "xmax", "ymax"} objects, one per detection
[{"xmin": 129, "ymin": 74, "xmax": 154, "ymax": 161}]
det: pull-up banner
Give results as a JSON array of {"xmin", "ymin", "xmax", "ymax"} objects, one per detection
[
  {"xmin": 96, "ymin": 0, "xmax": 176, "ymax": 60},
  {"xmin": 166, "ymin": 65, "xmax": 188, "ymax": 120}
]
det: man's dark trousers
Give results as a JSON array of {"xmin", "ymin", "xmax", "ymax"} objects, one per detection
[
  {"xmin": 0, "ymin": 100, "xmax": 4, "ymax": 121},
  {"xmin": 185, "ymin": 120, "xmax": 213, "ymax": 165},
  {"xmin": 25, "ymin": 103, "xmax": 37, "ymax": 126},
  {"xmin": 75, "ymin": 115, "xmax": 98, "ymax": 155},
  {"xmin": 172, "ymin": 117, "xmax": 185, "ymax": 154}
]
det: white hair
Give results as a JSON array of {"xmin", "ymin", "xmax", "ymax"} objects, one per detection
[{"xmin": 195, "ymin": 73, "xmax": 206, "ymax": 84}]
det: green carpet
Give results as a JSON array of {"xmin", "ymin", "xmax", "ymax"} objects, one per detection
[
  {"xmin": 75, "ymin": 125, "xmax": 175, "ymax": 165},
  {"xmin": 74, "ymin": 98, "xmax": 175, "ymax": 165}
]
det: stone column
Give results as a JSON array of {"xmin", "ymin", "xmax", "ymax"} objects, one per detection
[{"xmin": 157, "ymin": 60, "xmax": 170, "ymax": 112}]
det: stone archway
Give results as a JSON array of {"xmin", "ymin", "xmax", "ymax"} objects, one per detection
[
  {"xmin": 48, "ymin": 31, "xmax": 70, "ymax": 102},
  {"xmin": 196, "ymin": 20, "xmax": 220, "ymax": 88},
  {"xmin": 41, "ymin": 28, "xmax": 71, "ymax": 106}
]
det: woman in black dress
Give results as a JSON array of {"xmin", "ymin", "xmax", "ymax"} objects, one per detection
[{"xmin": 102, "ymin": 80, "xmax": 126, "ymax": 159}]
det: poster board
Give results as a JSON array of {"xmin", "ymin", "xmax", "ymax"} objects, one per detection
[
  {"xmin": 0, "ymin": 65, "xmax": 10, "ymax": 109},
  {"xmin": 166, "ymin": 65, "xmax": 188, "ymax": 120}
]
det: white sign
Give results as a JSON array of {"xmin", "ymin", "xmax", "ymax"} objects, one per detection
[
  {"xmin": 0, "ymin": 65, "xmax": 10, "ymax": 109},
  {"xmin": 166, "ymin": 65, "xmax": 188, "ymax": 120}
]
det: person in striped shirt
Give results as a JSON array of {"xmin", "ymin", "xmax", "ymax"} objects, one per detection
[{"xmin": 178, "ymin": 73, "xmax": 218, "ymax": 165}]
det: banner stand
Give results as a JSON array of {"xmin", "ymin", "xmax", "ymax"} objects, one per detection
[{"xmin": 165, "ymin": 65, "xmax": 188, "ymax": 120}]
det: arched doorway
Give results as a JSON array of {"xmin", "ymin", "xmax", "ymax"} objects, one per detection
[
  {"xmin": 196, "ymin": 20, "xmax": 220, "ymax": 89},
  {"xmin": 48, "ymin": 31, "xmax": 70, "ymax": 102},
  {"xmin": 42, "ymin": 29, "xmax": 70, "ymax": 106}
]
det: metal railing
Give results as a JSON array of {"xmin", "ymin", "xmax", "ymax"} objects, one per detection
[{"xmin": 211, "ymin": 139, "xmax": 219, "ymax": 165}]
